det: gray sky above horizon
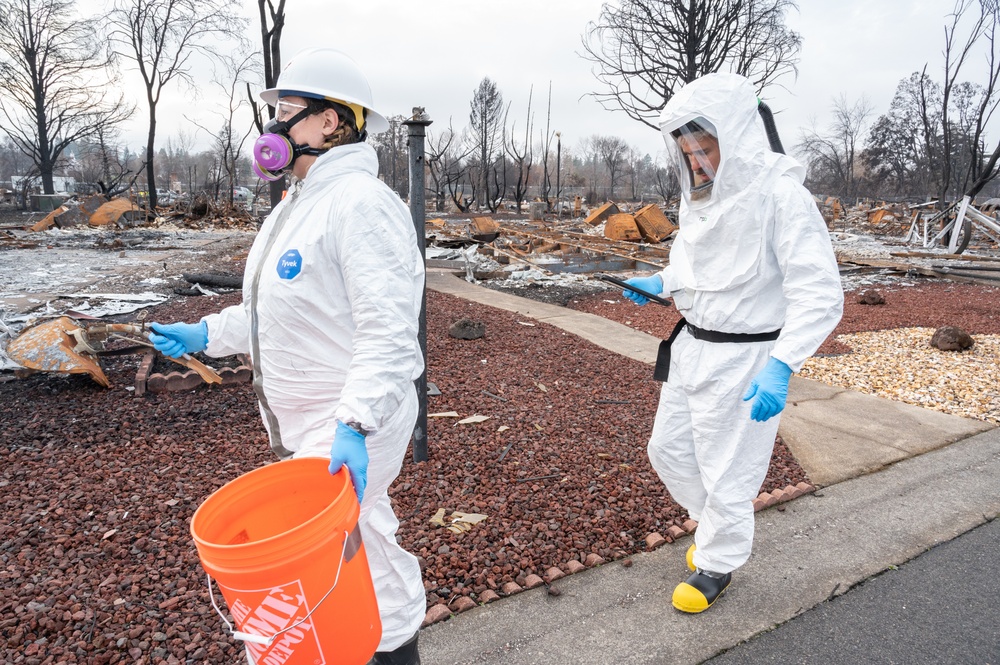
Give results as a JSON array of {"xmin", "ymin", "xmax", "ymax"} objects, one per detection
[{"xmin": 100, "ymin": 0, "xmax": 992, "ymax": 165}]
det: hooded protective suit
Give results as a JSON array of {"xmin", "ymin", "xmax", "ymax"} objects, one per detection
[
  {"xmin": 201, "ymin": 142, "xmax": 426, "ymax": 651},
  {"xmin": 648, "ymin": 73, "xmax": 843, "ymax": 573}
]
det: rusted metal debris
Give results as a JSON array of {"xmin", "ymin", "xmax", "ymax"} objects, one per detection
[
  {"xmin": 16, "ymin": 195, "xmax": 262, "ymax": 234},
  {"xmin": 584, "ymin": 201, "xmax": 619, "ymax": 226},
  {"xmin": 604, "ymin": 213, "xmax": 643, "ymax": 241},
  {"xmin": 7, "ymin": 317, "xmax": 113, "ymax": 386},
  {"xmin": 570, "ymin": 201, "xmax": 678, "ymax": 243},
  {"xmin": 470, "ymin": 216, "xmax": 500, "ymax": 242},
  {"xmin": 487, "ymin": 226, "xmax": 668, "ymax": 273},
  {"xmin": 89, "ymin": 198, "xmax": 146, "ymax": 226},
  {"xmin": 135, "ymin": 352, "xmax": 251, "ymax": 396},
  {"xmin": 602, "ymin": 205, "xmax": 678, "ymax": 243},
  {"xmin": 5, "ymin": 317, "xmax": 221, "ymax": 388},
  {"xmin": 634, "ymin": 203, "xmax": 678, "ymax": 242},
  {"xmin": 27, "ymin": 208, "xmax": 64, "ymax": 232},
  {"xmin": 27, "ymin": 196, "xmax": 146, "ymax": 231},
  {"xmin": 420, "ymin": 198, "xmax": 997, "ymax": 283},
  {"xmin": 420, "ymin": 203, "xmax": 677, "ymax": 274}
]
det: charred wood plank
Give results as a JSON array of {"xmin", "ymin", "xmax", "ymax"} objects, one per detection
[{"xmin": 181, "ymin": 272, "xmax": 243, "ymax": 289}]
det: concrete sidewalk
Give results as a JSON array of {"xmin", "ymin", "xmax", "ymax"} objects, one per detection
[{"xmin": 420, "ymin": 270, "xmax": 999, "ymax": 664}]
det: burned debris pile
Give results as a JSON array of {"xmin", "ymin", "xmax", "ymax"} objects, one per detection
[{"xmin": 3, "ymin": 193, "xmax": 261, "ymax": 236}]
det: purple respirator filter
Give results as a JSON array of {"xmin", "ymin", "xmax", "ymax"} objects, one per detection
[{"xmin": 253, "ymin": 133, "xmax": 294, "ymax": 181}]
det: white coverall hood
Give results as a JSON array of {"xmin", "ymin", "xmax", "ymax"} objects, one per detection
[{"xmin": 659, "ymin": 73, "xmax": 804, "ymax": 292}]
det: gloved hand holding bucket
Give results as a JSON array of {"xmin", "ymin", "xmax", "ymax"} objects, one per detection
[{"xmin": 329, "ymin": 421, "xmax": 368, "ymax": 503}]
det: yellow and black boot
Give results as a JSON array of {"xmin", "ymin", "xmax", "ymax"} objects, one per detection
[
  {"xmin": 672, "ymin": 569, "xmax": 732, "ymax": 613},
  {"xmin": 686, "ymin": 543, "xmax": 696, "ymax": 571}
]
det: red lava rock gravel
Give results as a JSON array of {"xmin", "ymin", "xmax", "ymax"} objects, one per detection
[{"xmin": 1, "ymin": 278, "xmax": 919, "ymax": 663}]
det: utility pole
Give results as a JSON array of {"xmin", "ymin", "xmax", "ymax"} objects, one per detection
[
  {"xmin": 555, "ymin": 131, "xmax": 562, "ymax": 206},
  {"xmin": 404, "ymin": 108, "xmax": 432, "ymax": 463}
]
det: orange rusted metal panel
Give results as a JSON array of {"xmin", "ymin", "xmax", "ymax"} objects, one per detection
[
  {"xmin": 868, "ymin": 209, "xmax": 888, "ymax": 225},
  {"xmin": 28, "ymin": 206, "xmax": 67, "ymax": 232},
  {"xmin": 604, "ymin": 213, "xmax": 642, "ymax": 242},
  {"xmin": 89, "ymin": 198, "xmax": 140, "ymax": 226},
  {"xmin": 6, "ymin": 318, "xmax": 222, "ymax": 389},
  {"xmin": 634, "ymin": 204, "xmax": 677, "ymax": 242},
  {"xmin": 6, "ymin": 317, "xmax": 110, "ymax": 387},
  {"xmin": 470, "ymin": 216, "xmax": 500, "ymax": 242},
  {"xmin": 584, "ymin": 201, "xmax": 619, "ymax": 226}
]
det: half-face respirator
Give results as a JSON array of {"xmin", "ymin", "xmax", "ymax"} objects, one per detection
[{"xmin": 252, "ymin": 107, "xmax": 329, "ymax": 182}]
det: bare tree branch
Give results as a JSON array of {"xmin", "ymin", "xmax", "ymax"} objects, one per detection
[
  {"xmin": 107, "ymin": 0, "xmax": 247, "ymax": 208},
  {"xmin": 467, "ymin": 78, "xmax": 505, "ymax": 211},
  {"xmin": 504, "ymin": 86, "xmax": 534, "ymax": 213},
  {"xmin": 0, "ymin": 0, "xmax": 134, "ymax": 194},
  {"xmin": 427, "ymin": 120, "xmax": 473, "ymax": 213},
  {"xmin": 933, "ymin": 0, "xmax": 1000, "ymax": 205},
  {"xmin": 796, "ymin": 95, "xmax": 872, "ymax": 201},
  {"xmin": 590, "ymin": 136, "xmax": 630, "ymax": 200},
  {"xmin": 185, "ymin": 50, "xmax": 259, "ymax": 207},
  {"xmin": 581, "ymin": 0, "xmax": 801, "ymax": 130}
]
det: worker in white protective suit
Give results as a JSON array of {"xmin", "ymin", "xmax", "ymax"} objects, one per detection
[
  {"xmin": 149, "ymin": 48, "xmax": 425, "ymax": 663},
  {"xmin": 621, "ymin": 73, "xmax": 843, "ymax": 613}
]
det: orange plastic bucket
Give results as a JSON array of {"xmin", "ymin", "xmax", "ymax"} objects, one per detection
[{"xmin": 191, "ymin": 458, "xmax": 381, "ymax": 665}]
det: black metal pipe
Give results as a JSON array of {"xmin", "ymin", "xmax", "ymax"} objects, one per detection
[
  {"xmin": 757, "ymin": 101, "xmax": 785, "ymax": 155},
  {"xmin": 404, "ymin": 112, "xmax": 432, "ymax": 463}
]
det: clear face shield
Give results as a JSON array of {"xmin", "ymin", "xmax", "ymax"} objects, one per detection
[{"xmin": 667, "ymin": 118, "xmax": 721, "ymax": 203}]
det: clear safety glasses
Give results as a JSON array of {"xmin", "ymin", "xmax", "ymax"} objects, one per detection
[
  {"xmin": 668, "ymin": 118, "xmax": 720, "ymax": 202},
  {"xmin": 274, "ymin": 99, "xmax": 309, "ymax": 123}
]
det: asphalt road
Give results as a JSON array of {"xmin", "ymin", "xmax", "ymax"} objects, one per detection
[{"xmin": 705, "ymin": 517, "xmax": 1000, "ymax": 665}]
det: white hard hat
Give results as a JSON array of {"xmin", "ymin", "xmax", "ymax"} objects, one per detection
[{"xmin": 260, "ymin": 47, "xmax": 389, "ymax": 134}]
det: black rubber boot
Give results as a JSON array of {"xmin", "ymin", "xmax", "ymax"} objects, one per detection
[
  {"xmin": 369, "ymin": 632, "xmax": 420, "ymax": 665},
  {"xmin": 672, "ymin": 569, "xmax": 732, "ymax": 613}
]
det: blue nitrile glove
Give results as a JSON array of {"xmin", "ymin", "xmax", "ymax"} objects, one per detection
[
  {"xmin": 622, "ymin": 274, "xmax": 664, "ymax": 306},
  {"xmin": 329, "ymin": 422, "xmax": 368, "ymax": 504},
  {"xmin": 148, "ymin": 321, "xmax": 208, "ymax": 358},
  {"xmin": 742, "ymin": 357, "xmax": 793, "ymax": 422}
]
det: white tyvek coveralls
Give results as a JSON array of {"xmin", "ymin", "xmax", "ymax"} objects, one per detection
[
  {"xmin": 201, "ymin": 143, "xmax": 425, "ymax": 651},
  {"xmin": 649, "ymin": 74, "xmax": 844, "ymax": 574}
]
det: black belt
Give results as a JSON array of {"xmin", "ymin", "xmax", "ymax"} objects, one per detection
[
  {"xmin": 686, "ymin": 322, "xmax": 781, "ymax": 344},
  {"xmin": 653, "ymin": 318, "xmax": 781, "ymax": 382}
]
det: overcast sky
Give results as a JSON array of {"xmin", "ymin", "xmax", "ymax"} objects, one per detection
[{"xmin": 103, "ymin": 0, "xmax": 992, "ymax": 165}]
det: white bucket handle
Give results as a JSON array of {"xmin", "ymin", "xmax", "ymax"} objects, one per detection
[{"xmin": 205, "ymin": 527, "xmax": 352, "ymax": 648}]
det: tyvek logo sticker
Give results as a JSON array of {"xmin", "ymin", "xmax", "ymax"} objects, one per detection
[
  {"xmin": 276, "ymin": 249, "xmax": 302, "ymax": 280},
  {"xmin": 227, "ymin": 580, "xmax": 325, "ymax": 665}
]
